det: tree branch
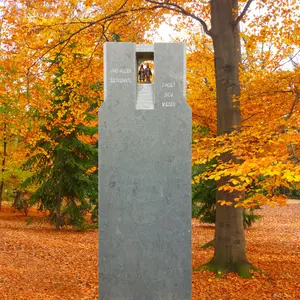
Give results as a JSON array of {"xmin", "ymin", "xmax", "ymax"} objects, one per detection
[
  {"xmin": 145, "ymin": 0, "xmax": 212, "ymax": 37},
  {"xmin": 272, "ymin": 50, "xmax": 299, "ymax": 72},
  {"xmin": 26, "ymin": 0, "xmax": 212, "ymax": 74},
  {"xmin": 234, "ymin": 0, "xmax": 255, "ymax": 28},
  {"xmin": 27, "ymin": 5, "xmax": 163, "ymax": 72},
  {"xmin": 192, "ymin": 112, "xmax": 216, "ymax": 122},
  {"xmin": 285, "ymin": 92, "xmax": 300, "ymax": 162},
  {"xmin": 118, "ymin": 0, "xmax": 130, "ymax": 11},
  {"xmin": 289, "ymin": 49, "xmax": 300, "ymax": 68},
  {"xmin": 86, "ymin": 25, "xmax": 110, "ymax": 69},
  {"xmin": 286, "ymin": 91, "xmax": 300, "ymax": 121}
]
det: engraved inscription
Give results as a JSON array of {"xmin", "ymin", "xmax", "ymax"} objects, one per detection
[
  {"xmin": 162, "ymin": 82, "xmax": 176, "ymax": 88},
  {"xmin": 110, "ymin": 68, "xmax": 132, "ymax": 74},
  {"xmin": 109, "ymin": 68, "xmax": 132, "ymax": 84},
  {"xmin": 110, "ymin": 78, "xmax": 132, "ymax": 84},
  {"xmin": 162, "ymin": 82, "xmax": 176, "ymax": 106},
  {"xmin": 162, "ymin": 102, "xmax": 176, "ymax": 107},
  {"xmin": 164, "ymin": 92, "xmax": 173, "ymax": 98}
]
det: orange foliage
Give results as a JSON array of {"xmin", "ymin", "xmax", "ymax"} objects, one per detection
[
  {"xmin": 2, "ymin": 0, "xmax": 298, "ymax": 207},
  {"xmin": 175, "ymin": 1, "xmax": 300, "ymax": 208},
  {"xmin": 0, "ymin": 0, "xmax": 158, "ymax": 198}
]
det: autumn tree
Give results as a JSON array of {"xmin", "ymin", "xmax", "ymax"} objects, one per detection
[
  {"xmin": 136, "ymin": 0, "xmax": 300, "ymax": 276},
  {"xmin": 0, "ymin": 0, "xmax": 154, "ymax": 221},
  {"xmin": 22, "ymin": 57, "xmax": 98, "ymax": 230},
  {"xmin": 0, "ymin": 59, "xmax": 34, "ymax": 210},
  {"xmin": 131, "ymin": 0, "xmax": 254, "ymax": 276},
  {"xmin": 192, "ymin": 161, "xmax": 262, "ymax": 230},
  {"xmin": 1, "ymin": 0, "xmax": 299, "ymax": 276}
]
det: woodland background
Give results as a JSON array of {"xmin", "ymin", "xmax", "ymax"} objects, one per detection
[{"xmin": 0, "ymin": 0, "xmax": 299, "ymax": 299}]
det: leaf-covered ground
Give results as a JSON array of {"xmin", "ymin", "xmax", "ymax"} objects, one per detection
[
  {"xmin": 192, "ymin": 201, "xmax": 300, "ymax": 299},
  {"xmin": 0, "ymin": 202, "xmax": 299, "ymax": 299}
]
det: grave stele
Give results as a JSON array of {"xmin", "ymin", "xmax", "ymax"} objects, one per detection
[{"xmin": 99, "ymin": 42, "xmax": 192, "ymax": 300}]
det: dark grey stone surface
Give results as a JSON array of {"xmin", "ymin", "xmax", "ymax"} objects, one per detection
[{"xmin": 99, "ymin": 42, "xmax": 192, "ymax": 300}]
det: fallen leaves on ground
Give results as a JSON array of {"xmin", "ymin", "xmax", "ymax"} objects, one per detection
[
  {"xmin": 0, "ymin": 206, "xmax": 98, "ymax": 300},
  {"xmin": 0, "ymin": 202, "xmax": 299, "ymax": 299},
  {"xmin": 192, "ymin": 201, "xmax": 300, "ymax": 299}
]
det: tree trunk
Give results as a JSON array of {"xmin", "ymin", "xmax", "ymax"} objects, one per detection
[
  {"xmin": 0, "ymin": 181, "xmax": 4, "ymax": 211},
  {"xmin": 12, "ymin": 190, "xmax": 22, "ymax": 210},
  {"xmin": 56, "ymin": 173, "xmax": 63, "ymax": 231},
  {"xmin": 0, "ymin": 122, "xmax": 7, "ymax": 211},
  {"xmin": 205, "ymin": 0, "xmax": 255, "ymax": 277},
  {"xmin": 56, "ymin": 194, "xmax": 61, "ymax": 231}
]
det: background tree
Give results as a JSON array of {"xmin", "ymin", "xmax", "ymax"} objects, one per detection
[
  {"xmin": 138, "ymin": 0, "xmax": 300, "ymax": 277},
  {"xmin": 0, "ymin": 0, "xmax": 299, "ymax": 276},
  {"xmin": 22, "ymin": 57, "xmax": 98, "ymax": 230},
  {"xmin": 192, "ymin": 161, "xmax": 262, "ymax": 230},
  {"xmin": 0, "ymin": 0, "xmax": 153, "ymax": 226}
]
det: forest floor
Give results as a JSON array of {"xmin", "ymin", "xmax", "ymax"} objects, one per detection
[{"xmin": 0, "ymin": 201, "xmax": 299, "ymax": 299}]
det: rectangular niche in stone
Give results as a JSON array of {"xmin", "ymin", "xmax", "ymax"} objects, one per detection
[{"xmin": 99, "ymin": 42, "xmax": 192, "ymax": 300}]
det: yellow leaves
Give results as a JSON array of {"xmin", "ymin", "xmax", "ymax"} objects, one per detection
[
  {"xmin": 282, "ymin": 170, "xmax": 300, "ymax": 183},
  {"xmin": 194, "ymin": 142, "xmax": 300, "ymax": 205},
  {"xmin": 241, "ymin": 177, "xmax": 252, "ymax": 185},
  {"xmin": 86, "ymin": 166, "xmax": 97, "ymax": 174},
  {"xmin": 192, "ymin": 176, "xmax": 200, "ymax": 184},
  {"xmin": 218, "ymin": 185, "xmax": 231, "ymax": 192},
  {"xmin": 208, "ymin": 174, "xmax": 221, "ymax": 181},
  {"xmin": 230, "ymin": 179, "xmax": 239, "ymax": 185},
  {"xmin": 286, "ymin": 175, "xmax": 295, "ymax": 183},
  {"xmin": 57, "ymin": 110, "xmax": 65, "ymax": 119},
  {"xmin": 194, "ymin": 159, "xmax": 207, "ymax": 165},
  {"xmin": 219, "ymin": 200, "xmax": 226, "ymax": 206},
  {"xmin": 215, "ymin": 175, "xmax": 221, "ymax": 181},
  {"xmin": 218, "ymin": 200, "xmax": 233, "ymax": 206}
]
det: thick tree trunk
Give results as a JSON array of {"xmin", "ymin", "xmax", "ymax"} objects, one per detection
[
  {"xmin": 209, "ymin": 153, "xmax": 254, "ymax": 276},
  {"xmin": 206, "ymin": 0, "xmax": 255, "ymax": 277}
]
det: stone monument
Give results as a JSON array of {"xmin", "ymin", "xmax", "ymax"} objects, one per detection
[{"xmin": 99, "ymin": 43, "xmax": 192, "ymax": 300}]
